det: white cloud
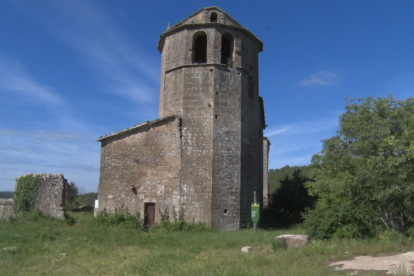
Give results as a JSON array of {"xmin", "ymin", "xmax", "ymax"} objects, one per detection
[
  {"xmin": 0, "ymin": 126, "xmax": 100, "ymax": 192},
  {"xmin": 0, "ymin": 57, "xmax": 63, "ymax": 105},
  {"xmin": 12, "ymin": 0, "xmax": 159, "ymax": 103},
  {"xmin": 265, "ymin": 126, "xmax": 291, "ymax": 137},
  {"xmin": 300, "ymin": 70, "xmax": 339, "ymax": 87},
  {"xmin": 265, "ymin": 116, "xmax": 340, "ymax": 169}
]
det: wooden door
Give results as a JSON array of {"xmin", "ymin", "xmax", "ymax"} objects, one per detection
[{"xmin": 145, "ymin": 203, "xmax": 155, "ymax": 228}]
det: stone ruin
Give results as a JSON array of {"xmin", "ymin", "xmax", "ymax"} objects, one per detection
[
  {"xmin": 0, "ymin": 174, "xmax": 68, "ymax": 220},
  {"xmin": 0, "ymin": 198, "xmax": 14, "ymax": 221}
]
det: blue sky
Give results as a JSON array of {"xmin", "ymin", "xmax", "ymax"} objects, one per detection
[{"xmin": 1, "ymin": 1, "xmax": 414, "ymax": 192}]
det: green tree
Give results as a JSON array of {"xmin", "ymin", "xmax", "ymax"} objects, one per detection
[
  {"xmin": 268, "ymin": 165, "xmax": 311, "ymax": 194},
  {"xmin": 66, "ymin": 181, "xmax": 79, "ymax": 211},
  {"xmin": 262, "ymin": 166, "xmax": 314, "ymax": 228},
  {"xmin": 306, "ymin": 96, "xmax": 414, "ymax": 233}
]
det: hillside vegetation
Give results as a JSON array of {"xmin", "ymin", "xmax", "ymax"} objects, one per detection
[{"xmin": 0, "ymin": 191, "xmax": 13, "ymax": 198}]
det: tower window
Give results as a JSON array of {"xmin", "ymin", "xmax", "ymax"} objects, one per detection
[
  {"xmin": 221, "ymin": 33, "xmax": 234, "ymax": 65},
  {"xmin": 249, "ymin": 76, "xmax": 254, "ymax": 99},
  {"xmin": 193, "ymin": 32, "xmax": 207, "ymax": 64},
  {"xmin": 210, "ymin": 12, "xmax": 217, "ymax": 22}
]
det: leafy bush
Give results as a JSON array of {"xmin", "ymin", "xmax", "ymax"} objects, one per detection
[
  {"xmin": 303, "ymin": 196, "xmax": 378, "ymax": 239},
  {"xmin": 66, "ymin": 181, "xmax": 79, "ymax": 211},
  {"xmin": 14, "ymin": 174, "xmax": 41, "ymax": 214},
  {"xmin": 307, "ymin": 96, "xmax": 414, "ymax": 233},
  {"xmin": 150, "ymin": 220, "xmax": 215, "ymax": 233},
  {"xmin": 93, "ymin": 207, "xmax": 145, "ymax": 231},
  {"xmin": 65, "ymin": 214, "xmax": 76, "ymax": 226},
  {"xmin": 379, "ymin": 230, "xmax": 406, "ymax": 245},
  {"xmin": 265, "ymin": 168, "xmax": 316, "ymax": 227},
  {"xmin": 150, "ymin": 207, "xmax": 216, "ymax": 233}
]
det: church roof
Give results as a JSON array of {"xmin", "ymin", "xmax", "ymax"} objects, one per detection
[
  {"xmin": 157, "ymin": 6, "xmax": 263, "ymax": 52},
  {"xmin": 97, "ymin": 115, "xmax": 180, "ymax": 142}
]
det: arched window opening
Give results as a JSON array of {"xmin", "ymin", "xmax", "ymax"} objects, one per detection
[
  {"xmin": 193, "ymin": 32, "xmax": 207, "ymax": 64},
  {"xmin": 210, "ymin": 12, "xmax": 217, "ymax": 22},
  {"xmin": 221, "ymin": 33, "xmax": 233, "ymax": 66}
]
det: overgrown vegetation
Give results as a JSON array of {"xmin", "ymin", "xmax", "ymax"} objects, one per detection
[
  {"xmin": 65, "ymin": 181, "xmax": 79, "ymax": 211},
  {"xmin": 93, "ymin": 206, "xmax": 214, "ymax": 233},
  {"xmin": 93, "ymin": 206, "xmax": 145, "ymax": 231},
  {"xmin": 0, "ymin": 191, "xmax": 13, "ymax": 198},
  {"xmin": 76, "ymin": 192, "xmax": 98, "ymax": 206},
  {"xmin": 65, "ymin": 181, "xmax": 97, "ymax": 211},
  {"xmin": 268, "ymin": 165, "xmax": 311, "ymax": 194},
  {"xmin": 1, "ymin": 211, "xmax": 414, "ymax": 275},
  {"xmin": 151, "ymin": 207, "xmax": 215, "ymax": 233},
  {"xmin": 305, "ymin": 96, "xmax": 414, "ymax": 238},
  {"xmin": 263, "ymin": 166, "xmax": 315, "ymax": 228},
  {"xmin": 13, "ymin": 174, "xmax": 41, "ymax": 214}
]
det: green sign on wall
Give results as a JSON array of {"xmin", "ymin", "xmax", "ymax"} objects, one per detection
[{"xmin": 251, "ymin": 203, "xmax": 260, "ymax": 223}]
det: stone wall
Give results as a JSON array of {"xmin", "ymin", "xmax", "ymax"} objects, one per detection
[
  {"xmin": 156, "ymin": 7, "xmax": 264, "ymax": 230},
  {"xmin": 0, "ymin": 198, "xmax": 14, "ymax": 220},
  {"xmin": 211, "ymin": 66, "xmax": 242, "ymax": 230},
  {"xmin": 7, "ymin": 174, "xmax": 68, "ymax": 219},
  {"xmin": 97, "ymin": 116, "xmax": 182, "ymax": 222},
  {"xmin": 239, "ymin": 33, "xmax": 264, "ymax": 227},
  {"xmin": 33, "ymin": 174, "xmax": 67, "ymax": 219},
  {"xmin": 263, "ymin": 137, "xmax": 271, "ymax": 208},
  {"xmin": 14, "ymin": 174, "xmax": 68, "ymax": 219}
]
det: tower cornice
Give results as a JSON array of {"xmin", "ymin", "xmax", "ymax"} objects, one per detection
[{"xmin": 157, "ymin": 7, "xmax": 263, "ymax": 53}]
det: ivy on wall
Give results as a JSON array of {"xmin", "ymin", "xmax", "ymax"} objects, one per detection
[{"xmin": 14, "ymin": 174, "xmax": 41, "ymax": 214}]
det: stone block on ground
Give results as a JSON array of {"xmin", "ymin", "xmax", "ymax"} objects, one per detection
[
  {"xmin": 241, "ymin": 246, "xmax": 253, "ymax": 253},
  {"xmin": 275, "ymin": 234, "xmax": 309, "ymax": 249}
]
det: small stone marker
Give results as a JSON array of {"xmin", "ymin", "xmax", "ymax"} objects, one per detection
[
  {"xmin": 275, "ymin": 235, "xmax": 309, "ymax": 249},
  {"xmin": 242, "ymin": 246, "xmax": 253, "ymax": 253}
]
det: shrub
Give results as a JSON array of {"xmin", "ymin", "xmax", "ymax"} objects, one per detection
[
  {"xmin": 14, "ymin": 174, "xmax": 41, "ymax": 214},
  {"xmin": 93, "ymin": 207, "xmax": 144, "ymax": 231},
  {"xmin": 65, "ymin": 214, "xmax": 76, "ymax": 226},
  {"xmin": 303, "ymin": 196, "xmax": 378, "ymax": 239},
  {"xmin": 121, "ymin": 212, "xmax": 145, "ymax": 231},
  {"xmin": 150, "ymin": 207, "xmax": 216, "ymax": 233}
]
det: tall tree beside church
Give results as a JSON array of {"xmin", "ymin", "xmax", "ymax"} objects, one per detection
[
  {"xmin": 306, "ymin": 96, "xmax": 414, "ymax": 234},
  {"xmin": 66, "ymin": 181, "xmax": 79, "ymax": 211}
]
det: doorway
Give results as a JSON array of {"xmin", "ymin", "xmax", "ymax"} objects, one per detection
[{"xmin": 144, "ymin": 203, "xmax": 156, "ymax": 228}]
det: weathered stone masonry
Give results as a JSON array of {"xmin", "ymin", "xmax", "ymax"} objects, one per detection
[
  {"xmin": 263, "ymin": 138, "xmax": 271, "ymax": 208},
  {"xmin": 97, "ymin": 116, "xmax": 182, "ymax": 223},
  {"xmin": 31, "ymin": 174, "xmax": 67, "ymax": 219},
  {"xmin": 0, "ymin": 199, "xmax": 14, "ymax": 220},
  {"xmin": 96, "ymin": 7, "xmax": 269, "ymax": 230},
  {"xmin": 0, "ymin": 174, "xmax": 67, "ymax": 220}
]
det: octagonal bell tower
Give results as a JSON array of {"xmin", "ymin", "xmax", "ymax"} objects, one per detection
[{"xmin": 157, "ymin": 7, "xmax": 265, "ymax": 230}]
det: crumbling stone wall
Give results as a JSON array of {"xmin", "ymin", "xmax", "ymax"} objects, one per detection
[
  {"xmin": 33, "ymin": 174, "xmax": 67, "ymax": 219},
  {"xmin": 0, "ymin": 199, "xmax": 14, "ymax": 220},
  {"xmin": 14, "ymin": 174, "xmax": 67, "ymax": 219},
  {"xmin": 97, "ymin": 116, "xmax": 182, "ymax": 222}
]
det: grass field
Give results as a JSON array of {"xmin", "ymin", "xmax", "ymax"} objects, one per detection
[{"xmin": 1, "ymin": 212, "xmax": 412, "ymax": 276}]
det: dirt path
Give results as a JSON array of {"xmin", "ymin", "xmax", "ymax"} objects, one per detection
[{"xmin": 329, "ymin": 252, "xmax": 414, "ymax": 275}]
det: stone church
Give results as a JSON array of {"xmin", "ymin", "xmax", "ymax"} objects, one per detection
[{"xmin": 96, "ymin": 7, "xmax": 270, "ymax": 231}]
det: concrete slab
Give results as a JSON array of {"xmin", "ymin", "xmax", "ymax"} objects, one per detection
[{"xmin": 329, "ymin": 251, "xmax": 414, "ymax": 275}]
